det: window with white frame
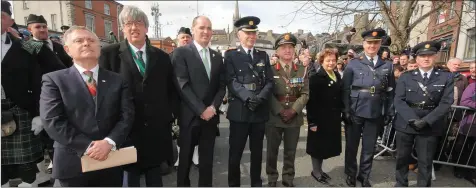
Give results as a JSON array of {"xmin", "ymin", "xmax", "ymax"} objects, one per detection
[
  {"xmin": 85, "ymin": 14, "xmax": 95, "ymax": 33},
  {"xmin": 24, "ymin": 16, "xmax": 28, "ymax": 25},
  {"xmin": 104, "ymin": 20, "xmax": 113, "ymax": 38},
  {"xmin": 51, "ymin": 14, "xmax": 57, "ymax": 31},
  {"xmin": 85, "ymin": 0, "xmax": 92, "ymax": 9},
  {"xmin": 104, "ymin": 4, "xmax": 110, "ymax": 15},
  {"xmin": 464, "ymin": 28, "xmax": 475, "ymax": 59},
  {"xmin": 470, "ymin": 0, "xmax": 475, "ymax": 10},
  {"xmin": 22, "ymin": 0, "xmax": 28, "ymax": 9},
  {"xmin": 449, "ymin": 1, "xmax": 456, "ymax": 19}
]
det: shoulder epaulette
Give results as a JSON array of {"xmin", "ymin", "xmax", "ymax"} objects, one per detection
[{"xmin": 226, "ymin": 47, "xmax": 237, "ymax": 52}]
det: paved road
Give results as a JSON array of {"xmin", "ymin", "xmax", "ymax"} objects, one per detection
[{"xmin": 160, "ymin": 115, "xmax": 474, "ymax": 187}]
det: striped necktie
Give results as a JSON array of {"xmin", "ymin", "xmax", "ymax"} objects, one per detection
[{"xmin": 84, "ymin": 71, "xmax": 97, "ymax": 96}]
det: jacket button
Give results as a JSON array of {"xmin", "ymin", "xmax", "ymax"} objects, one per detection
[{"xmin": 144, "ymin": 123, "xmax": 148, "ymax": 126}]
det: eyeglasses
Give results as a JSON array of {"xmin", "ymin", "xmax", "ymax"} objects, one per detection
[{"xmin": 124, "ymin": 21, "xmax": 145, "ymax": 28}]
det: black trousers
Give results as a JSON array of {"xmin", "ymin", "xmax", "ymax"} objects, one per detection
[
  {"xmin": 126, "ymin": 165, "xmax": 163, "ymax": 187},
  {"xmin": 228, "ymin": 121, "xmax": 265, "ymax": 187},
  {"xmin": 177, "ymin": 122, "xmax": 217, "ymax": 187},
  {"xmin": 395, "ymin": 131, "xmax": 437, "ymax": 187},
  {"xmin": 1, "ymin": 162, "xmax": 39, "ymax": 185},
  {"xmin": 58, "ymin": 167, "xmax": 122, "ymax": 187},
  {"xmin": 345, "ymin": 116, "xmax": 381, "ymax": 180}
]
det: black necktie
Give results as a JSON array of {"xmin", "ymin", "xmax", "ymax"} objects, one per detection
[
  {"xmin": 370, "ymin": 57, "xmax": 374, "ymax": 67},
  {"xmin": 4, "ymin": 35, "xmax": 10, "ymax": 44},
  {"xmin": 423, "ymin": 72, "xmax": 428, "ymax": 84},
  {"xmin": 247, "ymin": 49, "xmax": 252, "ymax": 62}
]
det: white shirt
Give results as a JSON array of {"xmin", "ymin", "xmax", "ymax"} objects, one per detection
[
  {"xmin": 242, "ymin": 46, "xmax": 255, "ymax": 60},
  {"xmin": 73, "ymin": 63, "xmax": 116, "ymax": 151},
  {"xmin": 33, "ymin": 37, "xmax": 53, "ymax": 51},
  {"xmin": 128, "ymin": 42, "xmax": 147, "ymax": 71},
  {"xmin": 365, "ymin": 54, "xmax": 378, "ymax": 66},
  {"xmin": 1, "ymin": 32, "xmax": 12, "ymax": 60},
  {"xmin": 419, "ymin": 68, "xmax": 434, "ymax": 79},
  {"xmin": 194, "ymin": 40, "xmax": 211, "ymax": 72}
]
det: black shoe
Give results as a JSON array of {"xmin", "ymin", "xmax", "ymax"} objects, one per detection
[
  {"xmin": 268, "ymin": 182, "xmax": 277, "ymax": 187},
  {"xmin": 321, "ymin": 172, "xmax": 332, "ymax": 180},
  {"xmin": 282, "ymin": 181, "xmax": 294, "ymax": 187},
  {"xmin": 311, "ymin": 172, "xmax": 329, "ymax": 185},
  {"xmin": 346, "ymin": 175, "xmax": 356, "ymax": 187},
  {"xmin": 357, "ymin": 176, "xmax": 372, "ymax": 187}
]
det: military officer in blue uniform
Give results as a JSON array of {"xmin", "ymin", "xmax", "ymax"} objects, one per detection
[
  {"xmin": 224, "ymin": 16, "xmax": 274, "ymax": 187},
  {"xmin": 393, "ymin": 41, "xmax": 454, "ymax": 187},
  {"xmin": 342, "ymin": 28, "xmax": 395, "ymax": 187}
]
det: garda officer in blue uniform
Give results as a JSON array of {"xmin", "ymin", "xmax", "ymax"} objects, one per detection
[
  {"xmin": 224, "ymin": 16, "xmax": 274, "ymax": 187},
  {"xmin": 394, "ymin": 41, "xmax": 454, "ymax": 187},
  {"xmin": 342, "ymin": 28, "xmax": 395, "ymax": 187}
]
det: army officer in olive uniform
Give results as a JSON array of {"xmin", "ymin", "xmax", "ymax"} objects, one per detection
[
  {"xmin": 224, "ymin": 16, "xmax": 274, "ymax": 187},
  {"xmin": 342, "ymin": 28, "xmax": 395, "ymax": 187},
  {"xmin": 266, "ymin": 33, "xmax": 309, "ymax": 187},
  {"xmin": 394, "ymin": 41, "xmax": 454, "ymax": 187}
]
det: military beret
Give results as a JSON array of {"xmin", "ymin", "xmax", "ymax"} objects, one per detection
[
  {"xmin": 234, "ymin": 16, "xmax": 260, "ymax": 32},
  {"xmin": 274, "ymin": 33, "xmax": 298, "ymax": 49},
  {"xmin": 178, "ymin": 27, "xmax": 192, "ymax": 36},
  {"xmin": 361, "ymin": 28, "xmax": 386, "ymax": 41},
  {"xmin": 60, "ymin": 25, "xmax": 70, "ymax": 31},
  {"xmin": 27, "ymin": 14, "xmax": 47, "ymax": 25},
  {"xmin": 412, "ymin": 41, "xmax": 441, "ymax": 56},
  {"xmin": 1, "ymin": 1, "xmax": 12, "ymax": 16}
]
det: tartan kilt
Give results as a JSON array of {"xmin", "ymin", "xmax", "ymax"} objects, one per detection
[{"xmin": 1, "ymin": 98, "xmax": 44, "ymax": 165}]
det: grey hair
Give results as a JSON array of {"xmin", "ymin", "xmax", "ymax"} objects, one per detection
[
  {"xmin": 63, "ymin": 25, "xmax": 99, "ymax": 45},
  {"xmin": 119, "ymin": 5, "xmax": 149, "ymax": 29},
  {"xmin": 447, "ymin": 57, "xmax": 462, "ymax": 64}
]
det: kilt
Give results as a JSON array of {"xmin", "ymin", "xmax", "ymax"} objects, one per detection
[{"xmin": 1, "ymin": 98, "xmax": 44, "ymax": 165}]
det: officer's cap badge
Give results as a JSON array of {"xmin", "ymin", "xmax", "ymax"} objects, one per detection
[
  {"xmin": 372, "ymin": 31, "xmax": 378, "ymax": 37},
  {"xmin": 249, "ymin": 20, "xmax": 254, "ymax": 26},
  {"xmin": 284, "ymin": 34, "xmax": 290, "ymax": 40},
  {"xmin": 257, "ymin": 62, "xmax": 265, "ymax": 67},
  {"xmin": 425, "ymin": 44, "xmax": 430, "ymax": 49}
]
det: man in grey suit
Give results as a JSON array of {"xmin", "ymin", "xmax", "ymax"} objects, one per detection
[
  {"xmin": 171, "ymin": 16, "xmax": 226, "ymax": 187},
  {"xmin": 39, "ymin": 26, "xmax": 134, "ymax": 187}
]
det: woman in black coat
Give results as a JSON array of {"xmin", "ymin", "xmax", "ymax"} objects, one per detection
[{"xmin": 306, "ymin": 48, "xmax": 343, "ymax": 184}]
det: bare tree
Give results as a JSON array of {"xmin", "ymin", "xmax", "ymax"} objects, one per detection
[{"xmin": 289, "ymin": 0, "xmax": 474, "ymax": 54}]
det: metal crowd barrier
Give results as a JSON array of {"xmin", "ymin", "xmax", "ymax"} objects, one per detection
[{"xmin": 374, "ymin": 118, "xmax": 397, "ymax": 159}]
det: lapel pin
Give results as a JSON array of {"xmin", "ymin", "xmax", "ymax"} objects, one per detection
[
  {"xmin": 102, "ymin": 80, "xmax": 106, "ymax": 82},
  {"xmin": 330, "ymin": 81, "xmax": 334, "ymax": 84},
  {"xmin": 414, "ymin": 72, "xmax": 418, "ymax": 75},
  {"xmin": 435, "ymin": 72, "xmax": 439, "ymax": 75}
]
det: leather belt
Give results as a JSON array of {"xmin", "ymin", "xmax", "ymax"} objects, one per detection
[
  {"xmin": 407, "ymin": 102, "xmax": 436, "ymax": 110},
  {"xmin": 277, "ymin": 95, "xmax": 298, "ymax": 103},
  {"xmin": 243, "ymin": 83, "xmax": 257, "ymax": 91},
  {"xmin": 351, "ymin": 86, "xmax": 382, "ymax": 94}
]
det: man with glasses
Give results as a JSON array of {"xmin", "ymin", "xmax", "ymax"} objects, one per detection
[{"xmin": 99, "ymin": 5, "xmax": 179, "ymax": 187}]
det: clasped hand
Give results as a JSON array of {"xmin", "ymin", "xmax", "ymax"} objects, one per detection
[
  {"xmin": 247, "ymin": 96, "xmax": 262, "ymax": 111},
  {"xmin": 280, "ymin": 109, "xmax": 297, "ymax": 123},
  {"xmin": 200, "ymin": 106, "xmax": 216, "ymax": 121},
  {"xmin": 408, "ymin": 119, "xmax": 428, "ymax": 131},
  {"xmin": 85, "ymin": 140, "xmax": 112, "ymax": 161}
]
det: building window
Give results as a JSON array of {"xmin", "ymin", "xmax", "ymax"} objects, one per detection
[
  {"xmin": 22, "ymin": 0, "xmax": 28, "ymax": 9},
  {"xmin": 104, "ymin": 20, "xmax": 113, "ymax": 39},
  {"xmin": 420, "ymin": 5, "xmax": 424, "ymax": 17},
  {"xmin": 85, "ymin": 14, "xmax": 95, "ymax": 33},
  {"xmin": 51, "ymin": 14, "xmax": 57, "ymax": 31},
  {"xmin": 24, "ymin": 16, "xmax": 28, "ymax": 25},
  {"xmin": 417, "ymin": 37, "xmax": 420, "ymax": 44},
  {"xmin": 85, "ymin": 0, "xmax": 92, "ymax": 9},
  {"xmin": 464, "ymin": 28, "xmax": 475, "ymax": 59},
  {"xmin": 470, "ymin": 0, "xmax": 475, "ymax": 10},
  {"xmin": 104, "ymin": 4, "xmax": 110, "ymax": 15},
  {"xmin": 449, "ymin": 1, "xmax": 456, "ymax": 19}
]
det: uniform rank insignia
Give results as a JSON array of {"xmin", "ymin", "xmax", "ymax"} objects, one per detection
[
  {"xmin": 257, "ymin": 62, "xmax": 265, "ymax": 67},
  {"xmin": 289, "ymin": 78, "xmax": 304, "ymax": 87},
  {"xmin": 274, "ymin": 76, "xmax": 280, "ymax": 78}
]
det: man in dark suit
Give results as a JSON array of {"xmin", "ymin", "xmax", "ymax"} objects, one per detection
[
  {"xmin": 99, "ymin": 5, "xmax": 179, "ymax": 187},
  {"xmin": 342, "ymin": 28, "xmax": 395, "ymax": 187},
  {"xmin": 225, "ymin": 16, "xmax": 274, "ymax": 187},
  {"xmin": 1, "ymin": 2, "xmax": 45, "ymax": 186},
  {"xmin": 394, "ymin": 41, "xmax": 454, "ymax": 187},
  {"xmin": 40, "ymin": 26, "xmax": 134, "ymax": 187},
  {"xmin": 171, "ymin": 16, "xmax": 226, "ymax": 187}
]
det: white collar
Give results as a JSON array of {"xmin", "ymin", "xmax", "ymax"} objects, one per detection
[
  {"xmin": 193, "ymin": 40, "xmax": 208, "ymax": 52},
  {"xmin": 242, "ymin": 46, "xmax": 255, "ymax": 54},
  {"xmin": 365, "ymin": 54, "xmax": 378, "ymax": 62},
  {"xmin": 128, "ymin": 41, "xmax": 146, "ymax": 53},
  {"xmin": 419, "ymin": 68, "xmax": 434, "ymax": 78},
  {"xmin": 74, "ymin": 63, "xmax": 99, "ymax": 73},
  {"xmin": 1, "ymin": 32, "xmax": 6, "ymax": 43}
]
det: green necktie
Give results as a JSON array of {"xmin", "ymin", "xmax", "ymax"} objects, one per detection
[
  {"xmin": 201, "ymin": 48, "xmax": 210, "ymax": 79},
  {"xmin": 136, "ymin": 51, "xmax": 146, "ymax": 76}
]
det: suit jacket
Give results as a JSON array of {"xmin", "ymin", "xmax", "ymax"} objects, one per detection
[
  {"xmin": 51, "ymin": 41, "xmax": 74, "ymax": 67},
  {"xmin": 99, "ymin": 41, "xmax": 179, "ymax": 169},
  {"xmin": 40, "ymin": 66, "xmax": 134, "ymax": 179},
  {"xmin": 394, "ymin": 68, "xmax": 454, "ymax": 136},
  {"xmin": 171, "ymin": 43, "xmax": 226, "ymax": 130}
]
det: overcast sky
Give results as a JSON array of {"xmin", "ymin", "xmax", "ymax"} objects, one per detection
[{"xmin": 118, "ymin": 1, "xmax": 354, "ymax": 38}]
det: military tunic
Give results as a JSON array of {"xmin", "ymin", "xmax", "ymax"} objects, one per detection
[{"xmin": 266, "ymin": 60, "xmax": 309, "ymax": 184}]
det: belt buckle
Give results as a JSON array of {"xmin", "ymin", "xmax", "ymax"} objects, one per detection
[
  {"xmin": 417, "ymin": 103, "xmax": 425, "ymax": 109},
  {"xmin": 250, "ymin": 83, "xmax": 256, "ymax": 91},
  {"xmin": 370, "ymin": 86, "xmax": 376, "ymax": 94}
]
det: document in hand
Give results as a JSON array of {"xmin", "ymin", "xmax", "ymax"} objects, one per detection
[{"xmin": 81, "ymin": 146, "xmax": 137, "ymax": 173}]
